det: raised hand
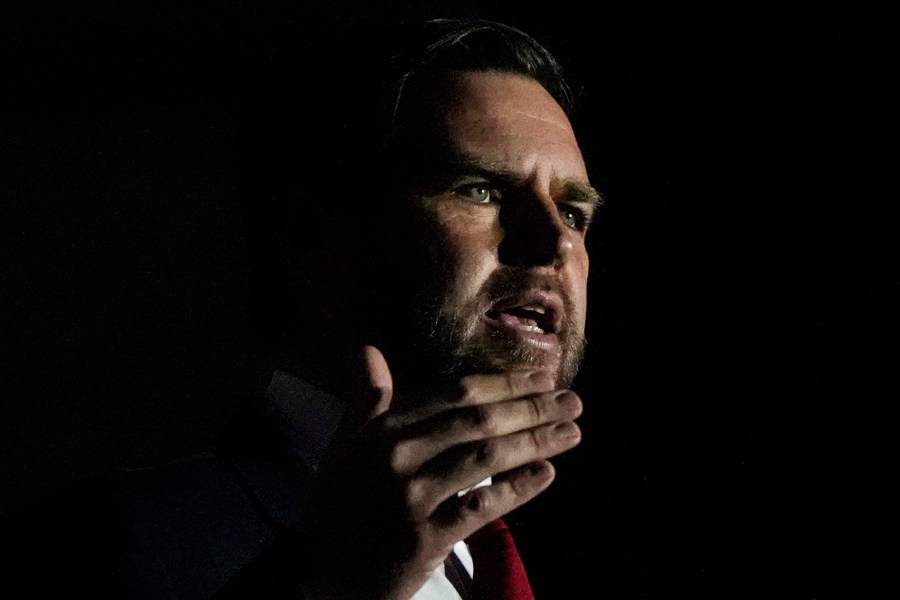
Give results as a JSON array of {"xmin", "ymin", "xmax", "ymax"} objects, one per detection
[{"xmin": 299, "ymin": 345, "xmax": 583, "ymax": 600}]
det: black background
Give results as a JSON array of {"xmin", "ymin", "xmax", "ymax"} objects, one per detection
[{"xmin": 2, "ymin": 1, "xmax": 897, "ymax": 598}]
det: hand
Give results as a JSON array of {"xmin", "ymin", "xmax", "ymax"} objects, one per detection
[{"xmin": 298, "ymin": 346, "xmax": 583, "ymax": 600}]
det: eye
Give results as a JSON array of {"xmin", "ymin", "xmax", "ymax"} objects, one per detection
[
  {"xmin": 453, "ymin": 184, "xmax": 502, "ymax": 204},
  {"xmin": 558, "ymin": 205, "xmax": 588, "ymax": 231}
]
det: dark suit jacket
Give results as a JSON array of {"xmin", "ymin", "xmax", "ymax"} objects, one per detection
[{"xmin": 5, "ymin": 397, "xmax": 319, "ymax": 599}]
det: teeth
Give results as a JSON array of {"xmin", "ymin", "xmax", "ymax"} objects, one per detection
[
  {"xmin": 521, "ymin": 305, "xmax": 546, "ymax": 314},
  {"xmin": 521, "ymin": 324, "xmax": 545, "ymax": 333}
]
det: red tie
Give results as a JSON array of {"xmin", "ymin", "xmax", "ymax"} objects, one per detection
[{"xmin": 466, "ymin": 518, "xmax": 536, "ymax": 600}]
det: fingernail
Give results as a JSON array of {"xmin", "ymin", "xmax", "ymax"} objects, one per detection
[
  {"xmin": 555, "ymin": 390, "xmax": 581, "ymax": 411},
  {"xmin": 554, "ymin": 421, "xmax": 580, "ymax": 438}
]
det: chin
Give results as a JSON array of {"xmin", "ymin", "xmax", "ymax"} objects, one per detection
[
  {"xmin": 448, "ymin": 333, "xmax": 583, "ymax": 389},
  {"xmin": 417, "ymin": 298, "xmax": 586, "ymax": 389}
]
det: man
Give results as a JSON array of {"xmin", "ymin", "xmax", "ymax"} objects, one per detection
[{"xmin": 10, "ymin": 17, "xmax": 600, "ymax": 599}]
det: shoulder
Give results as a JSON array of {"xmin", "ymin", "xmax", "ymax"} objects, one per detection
[{"xmin": 6, "ymin": 451, "xmax": 293, "ymax": 600}]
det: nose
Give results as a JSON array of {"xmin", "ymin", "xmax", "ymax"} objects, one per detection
[{"xmin": 497, "ymin": 189, "xmax": 574, "ymax": 268}]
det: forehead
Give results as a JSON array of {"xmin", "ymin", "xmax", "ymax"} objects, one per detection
[
  {"xmin": 441, "ymin": 70, "xmax": 572, "ymax": 133},
  {"xmin": 412, "ymin": 70, "xmax": 588, "ymax": 182}
]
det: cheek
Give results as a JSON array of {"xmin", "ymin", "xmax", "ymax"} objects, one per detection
[
  {"xmin": 430, "ymin": 209, "xmax": 501, "ymax": 297},
  {"xmin": 570, "ymin": 249, "xmax": 590, "ymax": 330}
]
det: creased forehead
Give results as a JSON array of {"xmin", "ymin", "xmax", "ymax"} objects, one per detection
[
  {"xmin": 444, "ymin": 70, "xmax": 572, "ymax": 128},
  {"xmin": 437, "ymin": 71, "xmax": 587, "ymax": 177}
]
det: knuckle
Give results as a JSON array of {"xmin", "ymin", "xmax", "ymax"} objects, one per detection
[
  {"xmin": 526, "ymin": 395, "xmax": 546, "ymax": 423},
  {"xmin": 504, "ymin": 372, "xmax": 519, "ymax": 398},
  {"xmin": 528, "ymin": 427, "xmax": 544, "ymax": 450},
  {"xmin": 524, "ymin": 370, "xmax": 554, "ymax": 393},
  {"xmin": 388, "ymin": 440, "xmax": 413, "ymax": 473},
  {"xmin": 453, "ymin": 376, "xmax": 480, "ymax": 404},
  {"xmin": 509, "ymin": 471, "xmax": 531, "ymax": 497},
  {"xmin": 474, "ymin": 438, "xmax": 499, "ymax": 469},
  {"xmin": 463, "ymin": 487, "xmax": 491, "ymax": 514},
  {"xmin": 509, "ymin": 477, "xmax": 531, "ymax": 498},
  {"xmin": 404, "ymin": 480, "xmax": 436, "ymax": 523},
  {"xmin": 403, "ymin": 478, "xmax": 425, "ymax": 511},
  {"xmin": 509, "ymin": 467, "xmax": 543, "ymax": 497},
  {"xmin": 466, "ymin": 404, "xmax": 497, "ymax": 435}
]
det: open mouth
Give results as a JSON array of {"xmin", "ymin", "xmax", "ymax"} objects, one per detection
[
  {"xmin": 486, "ymin": 304, "xmax": 556, "ymax": 334},
  {"xmin": 484, "ymin": 291, "xmax": 563, "ymax": 352}
]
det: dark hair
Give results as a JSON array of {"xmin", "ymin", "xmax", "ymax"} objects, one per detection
[
  {"xmin": 366, "ymin": 18, "xmax": 572, "ymax": 138},
  {"xmin": 257, "ymin": 17, "xmax": 573, "ymax": 197},
  {"xmin": 393, "ymin": 18, "xmax": 573, "ymax": 111},
  {"xmin": 242, "ymin": 17, "xmax": 575, "ymax": 362},
  {"xmin": 327, "ymin": 18, "xmax": 572, "ymax": 178}
]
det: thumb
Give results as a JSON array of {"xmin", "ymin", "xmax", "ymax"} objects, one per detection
[
  {"xmin": 362, "ymin": 346, "xmax": 394, "ymax": 420},
  {"xmin": 358, "ymin": 345, "xmax": 393, "ymax": 420}
]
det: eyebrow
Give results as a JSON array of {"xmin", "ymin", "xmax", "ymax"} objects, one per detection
[
  {"xmin": 561, "ymin": 179, "xmax": 604, "ymax": 211},
  {"xmin": 438, "ymin": 153, "xmax": 604, "ymax": 210}
]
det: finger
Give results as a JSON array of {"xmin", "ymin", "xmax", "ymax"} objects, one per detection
[
  {"xmin": 360, "ymin": 345, "xmax": 393, "ymax": 420},
  {"xmin": 381, "ymin": 369, "xmax": 558, "ymax": 431},
  {"xmin": 405, "ymin": 419, "xmax": 581, "ymax": 518},
  {"xmin": 445, "ymin": 370, "xmax": 556, "ymax": 406},
  {"xmin": 386, "ymin": 390, "xmax": 582, "ymax": 474},
  {"xmin": 430, "ymin": 460, "xmax": 557, "ymax": 540}
]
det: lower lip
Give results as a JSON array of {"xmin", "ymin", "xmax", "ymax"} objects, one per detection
[{"xmin": 485, "ymin": 313, "xmax": 561, "ymax": 354}]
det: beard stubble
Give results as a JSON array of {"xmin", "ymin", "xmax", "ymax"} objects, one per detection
[{"xmin": 416, "ymin": 267, "xmax": 586, "ymax": 389}]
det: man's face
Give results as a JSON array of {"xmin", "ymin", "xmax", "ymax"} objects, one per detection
[{"xmin": 390, "ymin": 70, "xmax": 598, "ymax": 390}]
